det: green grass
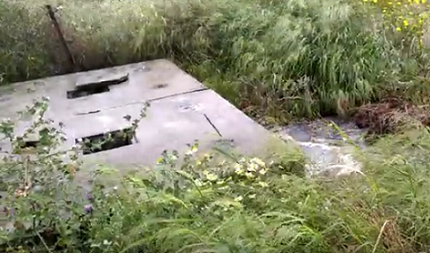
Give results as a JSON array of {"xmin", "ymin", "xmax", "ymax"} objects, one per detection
[
  {"xmin": 2, "ymin": 0, "xmax": 430, "ymax": 252},
  {"xmin": 1, "ymin": 0, "xmax": 429, "ymax": 120},
  {"xmin": 3, "ymin": 122, "xmax": 430, "ymax": 252}
]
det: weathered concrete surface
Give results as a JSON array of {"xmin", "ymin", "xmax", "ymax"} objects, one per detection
[
  {"xmin": 0, "ymin": 60, "xmax": 298, "ymax": 231},
  {"xmin": 0, "ymin": 59, "xmax": 296, "ymax": 170}
]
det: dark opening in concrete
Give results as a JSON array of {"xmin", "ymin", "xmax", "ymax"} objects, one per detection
[
  {"xmin": 67, "ymin": 85, "xmax": 110, "ymax": 99},
  {"xmin": 12, "ymin": 140, "xmax": 41, "ymax": 154},
  {"xmin": 20, "ymin": 140, "xmax": 40, "ymax": 149},
  {"xmin": 77, "ymin": 128, "xmax": 134, "ymax": 155}
]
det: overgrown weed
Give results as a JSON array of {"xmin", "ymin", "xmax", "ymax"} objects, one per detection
[
  {"xmin": 1, "ymin": 0, "xmax": 429, "ymax": 120},
  {"xmin": 0, "ymin": 100, "xmax": 429, "ymax": 252},
  {"xmin": 2, "ymin": 1, "xmax": 430, "ymax": 251}
]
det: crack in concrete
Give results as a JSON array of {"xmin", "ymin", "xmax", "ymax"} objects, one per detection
[
  {"xmin": 75, "ymin": 110, "xmax": 101, "ymax": 116},
  {"xmin": 74, "ymin": 87, "xmax": 209, "ymax": 115},
  {"xmin": 147, "ymin": 87, "xmax": 209, "ymax": 103}
]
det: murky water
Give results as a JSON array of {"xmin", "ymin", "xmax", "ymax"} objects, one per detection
[{"xmin": 272, "ymin": 117, "xmax": 367, "ymax": 177}]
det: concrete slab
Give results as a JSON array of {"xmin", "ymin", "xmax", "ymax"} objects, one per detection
[
  {"xmin": 71, "ymin": 89, "xmax": 284, "ymax": 168},
  {"xmin": 0, "ymin": 59, "xmax": 296, "ymax": 171},
  {"xmin": 0, "ymin": 59, "xmax": 303, "ymax": 232},
  {"xmin": 0, "ymin": 59, "xmax": 206, "ymax": 118}
]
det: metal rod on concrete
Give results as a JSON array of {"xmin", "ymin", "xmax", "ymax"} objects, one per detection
[{"xmin": 45, "ymin": 5, "xmax": 77, "ymax": 72}]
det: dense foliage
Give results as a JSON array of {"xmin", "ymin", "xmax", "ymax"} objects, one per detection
[{"xmin": 1, "ymin": 0, "xmax": 430, "ymax": 252}]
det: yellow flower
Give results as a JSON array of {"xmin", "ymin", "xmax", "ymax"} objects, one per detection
[
  {"xmin": 235, "ymin": 168, "xmax": 244, "ymax": 175},
  {"xmin": 234, "ymin": 163, "xmax": 244, "ymax": 175},
  {"xmin": 218, "ymin": 186, "xmax": 229, "ymax": 190},
  {"xmin": 194, "ymin": 179, "xmax": 203, "ymax": 187},
  {"xmin": 204, "ymin": 171, "xmax": 218, "ymax": 181},
  {"xmin": 259, "ymin": 168, "xmax": 268, "ymax": 175},
  {"xmin": 247, "ymin": 162, "xmax": 258, "ymax": 172},
  {"xmin": 234, "ymin": 196, "xmax": 243, "ymax": 202},
  {"xmin": 245, "ymin": 172, "xmax": 255, "ymax": 179},
  {"xmin": 403, "ymin": 19, "xmax": 409, "ymax": 27},
  {"xmin": 156, "ymin": 157, "xmax": 164, "ymax": 164},
  {"xmin": 234, "ymin": 162, "xmax": 242, "ymax": 170},
  {"xmin": 207, "ymin": 174, "xmax": 218, "ymax": 181},
  {"xmin": 258, "ymin": 181, "xmax": 269, "ymax": 188},
  {"xmin": 185, "ymin": 145, "xmax": 198, "ymax": 156},
  {"xmin": 191, "ymin": 145, "xmax": 198, "ymax": 152},
  {"xmin": 172, "ymin": 155, "xmax": 178, "ymax": 160},
  {"xmin": 250, "ymin": 157, "xmax": 265, "ymax": 167},
  {"xmin": 396, "ymin": 27, "xmax": 402, "ymax": 31}
]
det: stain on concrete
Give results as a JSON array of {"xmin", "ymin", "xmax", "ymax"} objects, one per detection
[
  {"xmin": 34, "ymin": 81, "xmax": 45, "ymax": 86},
  {"xmin": 0, "ymin": 95, "xmax": 12, "ymax": 103},
  {"xmin": 152, "ymin": 83, "xmax": 168, "ymax": 89},
  {"xmin": 133, "ymin": 65, "xmax": 151, "ymax": 73}
]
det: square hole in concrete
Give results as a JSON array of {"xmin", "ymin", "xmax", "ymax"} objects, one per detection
[
  {"xmin": 12, "ymin": 139, "xmax": 41, "ymax": 154},
  {"xmin": 67, "ymin": 85, "xmax": 110, "ymax": 99},
  {"xmin": 20, "ymin": 140, "xmax": 40, "ymax": 149},
  {"xmin": 68, "ymin": 73, "xmax": 129, "ymax": 99},
  {"xmin": 76, "ymin": 128, "xmax": 134, "ymax": 155}
]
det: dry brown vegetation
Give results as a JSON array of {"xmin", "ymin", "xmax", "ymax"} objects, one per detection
[{"xmin": 355, "ymin": 98, "xmax": 430, "ymax": 135}]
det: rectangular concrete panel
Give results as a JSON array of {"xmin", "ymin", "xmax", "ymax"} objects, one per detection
[
  {"xmin": 0, "ymin": 59, "xmax": 298, "ymax": 170},
  {"xmin": 0, "ymin": 60, "xmax": 305, "ymax": 231}
]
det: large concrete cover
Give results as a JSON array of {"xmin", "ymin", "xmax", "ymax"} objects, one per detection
[{"xmin": 0, "ymin": 60, "xmax": 292, "ymax": 168}]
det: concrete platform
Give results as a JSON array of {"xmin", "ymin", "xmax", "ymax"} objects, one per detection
[
  {"xmin": 0, "ymin": 59, "xmax": 323, "ymax": 232},
  {"xmin": 0, "ymin": 59, "xmax": 296, "ymax": 170}
]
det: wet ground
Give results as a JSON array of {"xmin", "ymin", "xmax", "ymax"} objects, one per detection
[{"xmin": 272, "ymin": 117, "xmax": 367, "ymax": 177}]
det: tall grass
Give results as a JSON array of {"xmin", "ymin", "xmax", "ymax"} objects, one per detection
[
  {"xmin": 2, "ymin": 1, "xmax": 430, "ymax": 251},
  {"xmin": 1, "ymin": 0, "xmax": 426, "ymax": 119},
  {"xmin": 3, "ymin": 122, "xmax": 430, "ymax": 252}
]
